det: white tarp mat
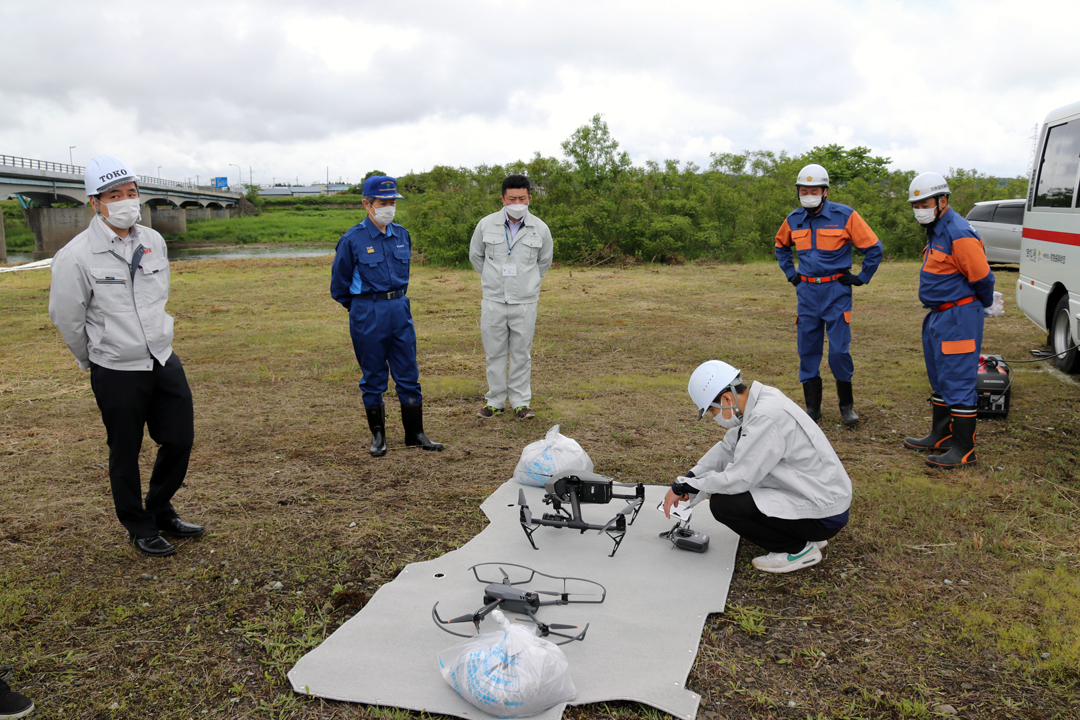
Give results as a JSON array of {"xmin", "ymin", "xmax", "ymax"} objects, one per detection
[
  {"xmin": 0, "ymin": 258, "xmax": 51, "ymax": 273},
  {"xmin": 288, "ymin": 480, "xmax": 739, "ymax": 719}
]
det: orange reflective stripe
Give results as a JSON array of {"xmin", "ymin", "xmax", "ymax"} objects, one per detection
[
  {"xmin": 843, "ymin": 311, "xmax": 851, "ymax": 323},
  {"xmin": 846, "ymin": 211, "xmax": 880, "ymax": 249},
  {"xmin": 941, "ymin": 339, "xmax": 976, "ymax": 355},
  {"xmin": 775, "ymin": 219, "xmax": 794, "ymax": 248},
  {"xmin": 923, "ymin": 248, "xmax": 958, "ymax": 276},
  {"xmin": 952, "ymin": 235, "xmax": 992, "ymax": 283},
  {"xmin": 792, "ymin": 228, "xmax": 811, "ymax": 251},
  {"xmin": 815, "ymin": 228, "xmax": 847, "ymax": 251}
]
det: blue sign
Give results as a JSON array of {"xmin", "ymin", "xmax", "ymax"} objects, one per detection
[{"xmin": 214, "ymin": 177, "xmax": 228, "ymax": 188}]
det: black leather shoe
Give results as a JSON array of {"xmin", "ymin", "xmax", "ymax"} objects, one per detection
[
  {"xmin": 157, "ymin": 517, "xmax": 206, "ymax": 538},
  {"xmin": 130, "ymin": 534, "xmax": 177, "ymax": 557}
]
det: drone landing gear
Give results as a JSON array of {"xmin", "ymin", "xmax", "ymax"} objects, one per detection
[
  {"xmin": 517, "ymin": 473, "xmax": 644, "ymax": 557},
  {"xmin": 432, "ymin": 563, "xmax": 605, "ymax": 645}
]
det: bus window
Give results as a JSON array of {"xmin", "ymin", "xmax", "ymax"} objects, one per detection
[{"xmin": 1034, "ymin": 120, "xmax": 1080, "ymax": 208}]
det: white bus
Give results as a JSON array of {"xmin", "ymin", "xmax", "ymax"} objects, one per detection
[{"xmin": 1017, "ymin": 100, "xmax": 1080, "ymax": 373}]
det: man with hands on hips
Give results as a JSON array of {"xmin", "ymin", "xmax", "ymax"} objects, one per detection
[{"xmin": 664, "ymin": 361, "xmax": 852, "ymax": 573}]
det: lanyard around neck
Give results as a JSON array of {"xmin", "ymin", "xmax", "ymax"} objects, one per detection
[{"xmin": 503, "ymin": 222, "xmax": 522, "ymax": 257}]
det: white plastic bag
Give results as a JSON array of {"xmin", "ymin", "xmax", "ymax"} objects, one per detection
[
  {"xmin": 438, "ymin": 610, "xmax": 576, "ymax": 718},
  {"xmin": 984, "ymin": 291, "xmax": 1005, "ymax": 318},
  {"xmin": 513, "ymin": 425, "xmax": 594, "ymax": 487}
]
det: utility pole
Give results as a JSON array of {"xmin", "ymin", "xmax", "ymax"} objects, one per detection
[
  {"xmin": 69, "ymin": 146, "xmax": 75, "ymax": 166},
  {"xmin": 249, "ymin": 166, "xmax": 253, "ymax": 187}
]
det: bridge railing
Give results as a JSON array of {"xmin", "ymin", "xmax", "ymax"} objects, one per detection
[
  {"xmin": 1, "ymin": 154, "xmax": 83, "ymax": 175},
  {"xmin": 1, "ymin": 154, "xmax": 239, "ymax": 194}
]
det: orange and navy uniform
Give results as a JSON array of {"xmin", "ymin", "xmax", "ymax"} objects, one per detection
[
  {"xmin": 775, "ymin": 201, "xmax": 883, "ymax": 282},
  {"xmin": 918, "ymin": 207, "xmax": 995, "ymax": 407},
  {"xmin": 918, "ymin": 208, "xmax": 995, "ymax": 309},
  {"xmin": 775, "ymin": 201, "xmax": 883, "ymax": 384}
]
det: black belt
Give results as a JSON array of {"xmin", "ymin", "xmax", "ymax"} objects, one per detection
[{"xmin": 355, "ymin": 290, "xmax": 406, "ymax": 300}]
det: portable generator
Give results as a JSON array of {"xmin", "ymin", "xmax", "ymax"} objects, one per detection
[{"xmin": 976, "ymin": 354, "xmax": 1011, "ymax": 418}]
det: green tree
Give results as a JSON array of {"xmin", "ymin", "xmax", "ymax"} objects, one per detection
[
  {"xmin": 801, "ymin": 144, "xmax": 892, "ymax": 184},
  {"xmin": 560, "ymin": 113, "xmax": 632, "ymax": 192}
]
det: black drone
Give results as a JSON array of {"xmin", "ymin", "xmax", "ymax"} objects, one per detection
[
  {"xmin": 431, "ymin": 563, "xmax": 606, "ymax": 644},
  {"xmin": 517, "ymin": 470, "xmax": 645, "ymax": 557}
]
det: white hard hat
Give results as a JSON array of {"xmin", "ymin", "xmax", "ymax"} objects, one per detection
[
  {"xmin": 796, "ymin": 164, "xmax": 829, "ymax": 187},
  {"xmin": 688, "ymin": 360, "xmax": 742, "ymax": 420},
  {"xmin": 908, "ymin": 172, "xmax": 950, "ymax": 203},
  {"xmin": 85, "ymin": 155, "xmax": 138, "ymax": 196}
]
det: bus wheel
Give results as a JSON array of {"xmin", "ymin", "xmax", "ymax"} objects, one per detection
[{"xmin": 1051, "ymin": 295, "xmax": 1080, "ymax": 373}]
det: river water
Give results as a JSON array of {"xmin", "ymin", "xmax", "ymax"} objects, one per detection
[{"xmin": 3, "ymin": 245, "xmax": 336, "ymax": 266}]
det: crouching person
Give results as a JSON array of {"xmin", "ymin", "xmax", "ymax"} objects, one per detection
[{"xmin": 664, "ymin": 361, "xmax": 852, "ymax": 573}]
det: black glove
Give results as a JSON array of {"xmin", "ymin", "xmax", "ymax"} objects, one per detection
[
  {"xmin": 788, "ymin": 274, "xmax": 801, "ymax": 287},
  {"xmin": 838, "ymin": 271, "xmax": 864, "ymax": 287}
]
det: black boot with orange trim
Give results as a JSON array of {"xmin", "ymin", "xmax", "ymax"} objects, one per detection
[
  {"xmin": 904, "ymin": 394, "xmax": 953, "ymax": 451},
  {"xmin": 926, "ymin": 405, "xmax": 977, "ymax": 469}
]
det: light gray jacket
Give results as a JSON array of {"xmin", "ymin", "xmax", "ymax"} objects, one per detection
[
  {"xmin": 688, "ymin": 382, "xmax": 852, "ymax": 520},
  {"xmin": 49, "ymin": 216, "xmax": 175, "ymax": 371},
  {"xmin": 469, "ymin": 208, "xmax": 553, "ymax": 304}
]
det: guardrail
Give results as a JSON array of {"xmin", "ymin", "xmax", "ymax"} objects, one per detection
[
  {"xmin": 1, "ymin": 154, "xmax": 239, "ymax": 194},
  {"xmin": 1, "ymin": 154, "xmax": 82, "ymax": 175}
]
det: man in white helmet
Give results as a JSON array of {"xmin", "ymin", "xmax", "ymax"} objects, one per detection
[
  {"xmin": 48, "ymin": 155, "xmax": 204, "ymax": 557},
  {"xmin": 903, "ymin": 172, "xmax": 994, "ymax": 469},
  {"xmin": 664, "ymin": 360, "xmax": 852, "ymax": 573},
  {"xmin": 775, "ymin": 164, "xmax": 883, "ymax": 425}
]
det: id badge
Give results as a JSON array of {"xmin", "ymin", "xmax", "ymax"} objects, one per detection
[{"xmin": 502, "ymin": 264, "xmax": 518, "ymax": 277}]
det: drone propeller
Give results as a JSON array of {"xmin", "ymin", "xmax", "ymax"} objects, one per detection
[
  {"xmin": 515, "ymin": 618, "xmax": 579, "ymax": 630},
  {"xmin": 598, "ymin": 503, "xmax": 636, "ymax": 533},
  {"xmin": 532, "ymin": 589, "xmax": 599, "ymax": 597},
  {"xmin": 518, "ymin": 489, "xmax": 534, "ymax": 525}
]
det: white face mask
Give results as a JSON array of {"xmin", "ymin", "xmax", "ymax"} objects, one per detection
[
  {"xmin": 714, "ymin": 410, "xmax": 742, "ymax": 429},
  {"xmin": 99, "ymin": 198, "xmax": 142, "ymax": 229},
  {"xmin": 370, "ymin": 205, "xmax": 396, "ymax": 227},
  {"xmin": 913, "ymin": 206, "xmax": 938, "ymax": 225},
  {"xmin": 800, "ymin": 194, "xmax": 823, "ymax": 209},
  {"xmin": 505, "ymin": 204, "xmax": 527, "ymax": 220},
  {"xmin": 711, "ymin": 392, "xmax": 742, "ymax": 429}
]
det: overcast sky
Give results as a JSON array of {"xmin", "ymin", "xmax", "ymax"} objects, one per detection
[{"xmin": 1, "ymin": 0, "xmax": 1076, "ymax": 187}]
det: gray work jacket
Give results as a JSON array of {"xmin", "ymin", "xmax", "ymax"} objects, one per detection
[
  {"xmin": 49, "ymin": 216, "xmax": 175, "ymax": 371},
  {"xmin": 468, "ymin": 208, "xmax": 553, "ymax": 304},
  {"xmin": 689, "ymin": 382, "xmax": 853, "ymax": 520}
]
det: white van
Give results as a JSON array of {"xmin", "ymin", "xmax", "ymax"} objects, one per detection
[{"xmin": 1017, "ymin": 100, "xmax": 1080, "ymax": 372}]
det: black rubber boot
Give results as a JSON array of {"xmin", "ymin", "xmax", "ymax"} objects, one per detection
[
  {"xmin": 401, "ymin": 403, "xmax": 443, "ymax": 451},
  {"xmin": 365, "ymin": 404, "xmax": 387, "ymax": 457},
  {"xmin": 836, "ymin": 379, "xmax": 859, "ymax": 426},
  {"xmin": 802, "ymin": 376, "xmax": 823, "ymax": 421},
  {"xmin": 903, "ymin": 394, "xmax": 953, "ymax": 451},
  {"xmin": 927, "ymin": 405, "xmax": 978, "ymax": 469}
]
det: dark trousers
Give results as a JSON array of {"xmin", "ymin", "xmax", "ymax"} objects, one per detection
[
  {"xmin": 89, "ymin": 353, "xmax": 194, "ymax": 538},
  {"xmin": 709, "ymin": 492, "xmax": 840, "ymax": 554}
]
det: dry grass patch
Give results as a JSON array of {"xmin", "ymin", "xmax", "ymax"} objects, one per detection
[{"xmin": 1, "ymin": 258, "xmax": 1078, "ymax": 718}]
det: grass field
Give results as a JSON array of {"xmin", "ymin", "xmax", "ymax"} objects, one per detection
[{"xmin": 1, "ymin": 259, "xmax": 1078, "ymax": 719}]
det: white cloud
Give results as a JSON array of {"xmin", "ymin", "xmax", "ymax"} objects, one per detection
[{"xmin": 2, "ymin": 0, "xmax": 1076, "ymax": 186}]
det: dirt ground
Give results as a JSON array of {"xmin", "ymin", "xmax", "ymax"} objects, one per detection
[{"xmin": 1, "ymin": 258, "xmax": 1078, "ymax": 719}]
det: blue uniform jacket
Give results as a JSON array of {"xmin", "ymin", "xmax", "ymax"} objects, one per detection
[
  {"xmin": 775, "ymin": 201, "xmax": 883, "ymax": 282},
  {"xmin": 330, "ymin": 219, "xmax": 412, "ymax": 310},
  {"xmin": 918, "ymin": 208, "xmax": 995, "ymax": 309}
]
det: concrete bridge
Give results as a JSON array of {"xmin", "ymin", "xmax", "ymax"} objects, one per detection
[{"xmin": 1, "ymin": 155, "xmax": 244, "ymax": 260}]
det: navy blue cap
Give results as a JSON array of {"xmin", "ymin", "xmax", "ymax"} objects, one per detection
[{"xmin": 362, "ymin": 175, "xmax": 404, "ymax": 199}]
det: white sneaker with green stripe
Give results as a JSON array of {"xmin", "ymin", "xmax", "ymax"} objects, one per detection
[{"xmin": 751, "ymin": 542, "xmax": 822, "ymax": 573}]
